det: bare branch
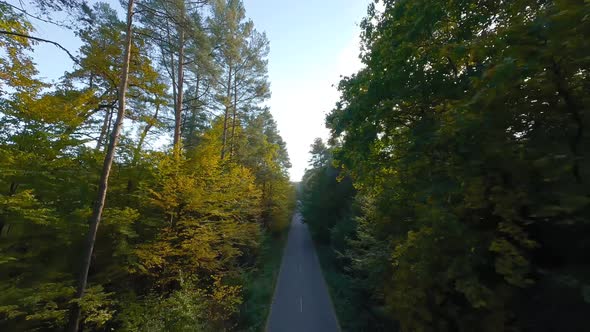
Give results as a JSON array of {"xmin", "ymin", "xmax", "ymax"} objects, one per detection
[
  {"xmin": 0, "ymin": 1, "xmax": 71, "ymax": 28},
  {"xmin": 0, "ymin": 29, "xmax": 79, "ymax": 64}
]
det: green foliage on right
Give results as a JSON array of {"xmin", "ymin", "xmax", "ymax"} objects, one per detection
[{"xmin": 303, "ymin": 0, "xmax": 590, "ymax": 331}]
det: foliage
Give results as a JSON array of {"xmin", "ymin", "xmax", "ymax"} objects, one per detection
[
  {"xmin": 300, "ymin": 0, "xmax": 590, "ymax": 331},
  {"xmin": 301, "ymin": 138, "xmax": 355, "ymax": 243},
  {"xmin": 238, "ymin": 230, "xmax": 288, "ymax": 331},
  {"xmin": 0, "ymin": 1, "xmax": 293, "ymax": 331}
]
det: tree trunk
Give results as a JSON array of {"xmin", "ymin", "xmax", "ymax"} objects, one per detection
[
  {"xmin": 95, "ymin": 108, "xmax": 112, "ymax": 151},
  {"xmin": 165, "ymin": 21, "xmax": 177, "ymax": 117},
  {"xmin": 186, "ymin": 75, "xmax": 200, "ymax": 149},
  {"xmin": 134, "ymin": 102, "xmax": 160, "ymax": 165},
  {"xmin": 229, "ymin": 71, "xmax": 238, "ymax": 159},
  {"xmin": 66, "ymin": 1, "xmax": 135, "ymax": 331},
  {"xmin": 221, "ymin": 65, "xmax": 232, "ymax": 159},
  {"xmin": 173, "ymin": 27, "xmax": 184, "ymax": 157}
]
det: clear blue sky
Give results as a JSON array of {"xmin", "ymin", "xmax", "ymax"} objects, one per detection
[
  {"xmin": 14, "ymin": 0, "xmax": 372, "ymax": 181},
  {"xmin": 243, "ymin": 0, "xmax": 370, "ymax": 181}
]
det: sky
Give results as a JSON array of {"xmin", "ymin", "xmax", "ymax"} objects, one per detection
[
  {"xmin": 12, "ymin": 0, "xmax": 371, "ymax": 181},
  {"xmin": 242, "ymin": 0, "xmax": 370, "ymax": 181}
]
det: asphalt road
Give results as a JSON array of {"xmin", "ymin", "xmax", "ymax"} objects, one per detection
[{"xmin": 266, "ymin": 213, "xmax": 340, "ymax": 332}]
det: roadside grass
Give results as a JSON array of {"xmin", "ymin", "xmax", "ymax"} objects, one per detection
[{"xmin": 238, "ymin": 230, "xmax": 288, "ymax": 331}]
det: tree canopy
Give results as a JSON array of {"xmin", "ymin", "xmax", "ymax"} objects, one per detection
[
  {"xmin": 0, "ymin": 1, "xmax": 294, "ymax": 331},
  {"xmin": 302, "ymin": 0, "xmax": 590, "ymax": 331}
]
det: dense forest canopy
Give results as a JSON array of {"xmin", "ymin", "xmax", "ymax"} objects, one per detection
[
  {"xmin": 0, "ymin": 0, "xmax": 294, "ymax": 331},
  {"xmin": 302, "ymin": 0, "xmax": 589, "ymax": 331},
  {"xmin": 1, "ymin": 0, "xmax": 590, "ymax": 331}
]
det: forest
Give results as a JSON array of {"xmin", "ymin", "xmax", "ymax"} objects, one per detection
[
  {"xmin": 301, "ymin": 0, "xmax": 590, "ymax": 331},
  {"xmin": 0, "ymin": 0, "xmax": 295, "ymax": 331},
  {"xmin": 2, "ymin": 0, "xmax": 590, "ymax": 331}
]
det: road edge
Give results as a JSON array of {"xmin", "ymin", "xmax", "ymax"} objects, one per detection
[
  {"xmin": 263, "ymin": 212, "xmax": 296, "ymax": 332},
  {"xmin": 307, "ymin": 223, "xmax": 343, "ymax": 332}
]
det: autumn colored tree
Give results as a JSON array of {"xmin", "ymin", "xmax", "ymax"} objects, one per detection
[{"xmin": 0, "ymin": 1, "xmax": 293, "ymax": 331}]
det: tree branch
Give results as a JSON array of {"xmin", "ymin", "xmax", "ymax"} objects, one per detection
[
  {"xmin": 0, "ymin": 29, "xmax": 79, "ymax": 64},
  {"xmin": 0, "ymin": 1, "xmax": 71, "ymax": 28}
]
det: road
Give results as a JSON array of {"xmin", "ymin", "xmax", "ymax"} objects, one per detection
[{"xmin": 266, "ymin": 213, "xmax": 340, "ymax": 332}]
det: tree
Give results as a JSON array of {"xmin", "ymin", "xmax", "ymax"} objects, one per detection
[
  {"xmin": 137, "ymin": 0, "xmax": 209, "ymax": 156},
  {"xmin": 181, "ymin": 9, "xmax": 218, "ymax": 150},
  {"xmin": 67, "ymin": 1, "xmax": 135, "ymax": 330},
  {"xmin": 0, "ymin": 2, "xmax": 43, "ymax": 95},
  {"xmin": 66, "ymin": 2, "xmax": 166, "ymax": 152},
  {"xmin": 0, "ymin": 1, "xmax": 293, "ymax": 330},
  {"xmin": 324, "ymin": 0, "xmax": 590, "ymax": 330},
  {"xmin": 236, "ymin": 109, "xmax": 293, "ymax": 232},
  {"xmin": 209, "ymin": 0, "xmax": 270, "ymax": 160},
  {"xmin": 301, "ymin": 139, "xmax": 355, "ymax": 242}
]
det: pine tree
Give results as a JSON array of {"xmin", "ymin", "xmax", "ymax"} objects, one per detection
[{"xmin": 209, "ymin": 0, "xmax": 270, "ymax": 160}]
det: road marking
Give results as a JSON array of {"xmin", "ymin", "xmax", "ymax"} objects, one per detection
[{"xmin": 300, "ymin": 296, "xmax": 303, "ymax": 313}]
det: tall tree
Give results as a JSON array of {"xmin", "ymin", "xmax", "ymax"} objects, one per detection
[
  {"xmin": 209, "ymin": 0, "xmax": 270, "ymax": 160},
  {"xmin": 66, "ymin": 1, "xmax": 135, "ymax": 330},
  {"xmin": 236, "ymin": 109, "xmax": 293, "ymax": 231},
  {"xmin": 182, "ymin": 9, "xmax": 218, "ymax": 150},
  {"xmin": 228, "ymin": 29, "xmax": 270, "ymax": 158},
  {"xmin": 137, "ymin": 0, "xmax": 208, "ymax": 156},
  {"xmin": 67, "ymin": 2, "xmax": 165, "ymax": 152},
  {"xmin": 172, "ymin": 0, "xmax": 186, "ymax": 156}
]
